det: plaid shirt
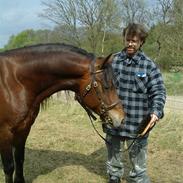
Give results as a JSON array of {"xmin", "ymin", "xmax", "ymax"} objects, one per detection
[{"xmin": 104, "ymin": 49, "xmax": 166, "ymax": 138}]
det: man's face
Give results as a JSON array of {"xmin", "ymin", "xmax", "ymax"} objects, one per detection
[{"xmin": 124, "ymin": 35, "xmax": 143, "ymax": 57}]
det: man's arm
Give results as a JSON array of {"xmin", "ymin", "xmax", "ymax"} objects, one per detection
[
  {"xmin": 148, "ymin": 66, "xmax": 166, "ymax": 119},
  {"xmin": 139, "ymin": 64, "xmax": 166, "ymax": 137}
]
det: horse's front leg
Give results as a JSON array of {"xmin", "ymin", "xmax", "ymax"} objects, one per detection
[
  {"xmin": 13, "ymin": 104, "xmax": 40, "ymax": 183},
  {"xmin": 13, "ymin": 143, "xmax": 26, "ymax": 183},
  {"xmin": 0, "ymin": 143, "xmax": 14, "ymax": 183},
  {"xmin": 13, "ymin": 121, "xmax": 34, "ymax": 183},
  {"xmin": 13, "ymin": 128, "xmax": 31, "ymax": 183}
]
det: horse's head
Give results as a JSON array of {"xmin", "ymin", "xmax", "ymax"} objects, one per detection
[{"xmin": 77, "ymin": 54, "xmax": 125, "ymax": 128}]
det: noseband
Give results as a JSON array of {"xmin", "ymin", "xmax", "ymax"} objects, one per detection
[{"xmin": 76, "ymin": 57, "xmax": 120, "ymax": 125}]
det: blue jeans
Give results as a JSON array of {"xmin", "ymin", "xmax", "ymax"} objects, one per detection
[{"xmin": 106, "ymin": 134, "xmax": 150, "ymax": 183}]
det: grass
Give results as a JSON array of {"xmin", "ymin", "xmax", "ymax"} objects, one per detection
[
  {"xmin": 0, "ymin": 71, "xmax": 183, "ymax": 183},
  {"xmin": 148, "ymin": 105, "xmax": 183, "ymax": 183},
  {"xmin": 0, "ymin": 96, "xmax": 182, "ymax": 183},
  {"xmin": 163, "ymin": 72, "xmax": 183, "ymax": 95}
]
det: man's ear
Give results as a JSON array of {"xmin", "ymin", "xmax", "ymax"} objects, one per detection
[{"xmin": 140, "ymin": 40, "xmax": 144, "ymax": 46}]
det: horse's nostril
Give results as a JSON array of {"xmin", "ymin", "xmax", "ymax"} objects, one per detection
[{"xmin": 121, "ymin": 119, "xmax": 124, "ymax": 124}]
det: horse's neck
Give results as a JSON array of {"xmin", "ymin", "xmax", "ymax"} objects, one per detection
[{"xmin": 20, "ymin": 53, "xmax": 89, "ymax": 93}]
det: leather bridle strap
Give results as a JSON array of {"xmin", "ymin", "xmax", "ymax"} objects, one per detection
[
  {"xmin": 82, "ymin": 57, "xmax": 97, "ymax": 98},
  {"xmin": 88, "ymin": 114, "xmax": 111, "ymax": 145},
  {"xmin": 103, "ymin": 100, "xmax": 121, "ymax": 111},
  {"xmin": 76, "ymin": 57, "xmax": 114, "ymax": 144},
  {"xmin": 75, "ymin": 94, "xmax": 97, "ymax": 121},
  {"xmin": 75, "ymin": 93, "xmax": 111, "ymax": 145}
]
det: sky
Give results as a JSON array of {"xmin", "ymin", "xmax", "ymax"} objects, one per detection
[
  {"xmin": 0, "ymin": 0, "xmax": 52, "ymax": 48},
  {"xmin": 0, "ymin": 0, "xmax": 157, "ymax": 49}
]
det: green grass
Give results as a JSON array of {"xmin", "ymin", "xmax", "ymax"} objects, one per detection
[
  {"xmin": 0, "ymin": 97, "xmax": 182, "ymax": 183},
  {"xmin": 0, "ymin": 70, "xmax": 183, "ymax": 183},
  {"xmin": 163, "ymin": 72, "xmax": 183, "ymax": 95}
]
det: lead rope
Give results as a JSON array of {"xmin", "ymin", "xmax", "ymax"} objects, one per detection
[
  {"xmin": 77, "ymin": 56, "xmax": 148, "ymax": 150},
  {"xmin": 88, "ymin": 114, "xmax": 112, "ymax": 145},
  {"xmin": 77, "ymin": 91, "xmax": 140, "ymax": 150},
  {"xmin": 81, "ymin": 56, "xmax": 109, "ymax": 144},
  {"xmin": 75, "ymin": 94, "xmax": 111, "ymax": 145}
]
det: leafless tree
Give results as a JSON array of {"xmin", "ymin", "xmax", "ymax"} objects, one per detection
[
  {"xmin": 40, "ymin": 0, "xmax": 81, "ymax": 46},
  {"xmin": 151, "ymin": 0, "xmax": 173, "ymax": 60},
  {"xmin": 153, "ymin": 0, "xmax": 173, "ymax": 24},
  {"xmin": 118, "ymin": 0, "xmax": 152, "ymax": 28},
  {"xmin": 40, "ymin": 0, "xmax": 120, "ymax": 53}
]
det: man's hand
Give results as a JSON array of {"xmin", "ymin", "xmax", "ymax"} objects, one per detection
[
  {"xmin": 149, "ymin": 113, "xmax": 159, "ymax": 127},
  {"xmin": 139, "ymin": 113, "xmax": 159, "ymax": 137}
]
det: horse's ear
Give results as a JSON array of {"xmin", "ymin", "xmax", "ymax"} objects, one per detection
[
  {"xmin": 100, "ymin": 53, "xmax": 114, "ymax": 69},
  {"xmin": 104, "ymin": 53, "xmax": 114, "ymax": 64}
]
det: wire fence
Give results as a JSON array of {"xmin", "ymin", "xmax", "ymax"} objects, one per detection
[
  {"xmin": 53, "ymin": 93, "xmax": 183, "ymax": 111},
  {"xmin": 165, "ymin": 96, "xmax": 183, "ymax": 111}
]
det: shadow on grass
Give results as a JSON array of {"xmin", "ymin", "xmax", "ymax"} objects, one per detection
[
  {"xmin": 24, "ymin": 147, "xmax": 107, "ymax": 182},
  {"xmin": 0, "ymin": 147, "xmax": 130, "ymax": 183}
]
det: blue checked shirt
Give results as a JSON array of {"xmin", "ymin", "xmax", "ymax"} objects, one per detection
[{"xmin": 104, "ymin": 50, "xmax": 166, "ymax": 138}]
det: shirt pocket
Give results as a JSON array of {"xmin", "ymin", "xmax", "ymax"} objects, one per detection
[{"xmin": 133, "ymin": 73, "xmax": 148, "ymax": 93}]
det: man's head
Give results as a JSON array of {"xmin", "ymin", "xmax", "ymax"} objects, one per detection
[{"xmin": 123, "ymin": 23, "xmax": 148, "ymax": 57}]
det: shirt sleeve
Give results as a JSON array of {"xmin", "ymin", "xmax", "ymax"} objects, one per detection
[{"xmin": 147, "ymin": 64, "xmax": 166, "ymax": 119}]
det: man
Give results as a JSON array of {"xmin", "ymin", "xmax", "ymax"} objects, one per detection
[{"xmin": 103, "ymin": 23, "xmax": 166, "ymax": 183}]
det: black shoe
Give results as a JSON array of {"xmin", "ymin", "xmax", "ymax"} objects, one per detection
[{"xmin": 109, "ymin": 176, "xmax": 120, "ymax": 183}]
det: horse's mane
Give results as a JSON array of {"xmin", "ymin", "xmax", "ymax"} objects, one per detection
[
  {"xmin": 0, "ymin": 43, "xmax": 95, "ymax": 59},
  {"xmin": 0, "ymin": 43, "xmax": 96, "ymax": 110}
]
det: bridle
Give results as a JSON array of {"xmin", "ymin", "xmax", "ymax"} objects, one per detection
[
  {"xmin": 76, "ymin": 57, "xmax": 120, "ymax": 126},
  {"xmin": 76, "ymin": 57, "xmax": 153, "ymax": 150},
  {"xmin": 75, "ymin": 57, "xmax": 121, "ymax": 143}
]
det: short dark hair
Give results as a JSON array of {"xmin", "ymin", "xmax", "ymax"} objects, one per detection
[{"xmin": 123, "ymin": 23, "xmax": 148, "ymax": 44}]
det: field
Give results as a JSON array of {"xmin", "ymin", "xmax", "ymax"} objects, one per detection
[{"xmin": 0, "ymin": 93, "xmax": 182, "ymax": 183}]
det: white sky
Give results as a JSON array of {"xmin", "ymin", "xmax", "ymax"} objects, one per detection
[
  {"xmin": 0, "ymin": 0, "xmax": 156, "ymax": 49},
  {"xmin": 0, "ymin": 0, "xmax": 51, "ymax": 48}
]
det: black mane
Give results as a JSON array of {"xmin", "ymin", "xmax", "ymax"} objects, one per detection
[{"xmin": 0, "ymin": 43, "xmax": 95, "ymax": 59}]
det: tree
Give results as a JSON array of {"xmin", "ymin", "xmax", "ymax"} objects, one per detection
[
  {"xmin": 4, "ymin": 30, "xmax": 35, "ymax": 49},
  {"xmin": 40, "ymin": 0, "xmax": 120, "ymax": 53},
  {"xmin": 168, "ymin": 0, "xmax": 183, "ymax": 69},
  {"xmin": 148, "ymin": 0, "xmax": 183, "ymax": 70},
  {"xmin": 153, "ymin": 0, "xmax": 173, "ymax": 24},
  {"xmin": 118, "ymin": 0, "xmax": 152, "ymax": 28},
  {"xmin": 40, "ymin": 0, "xmax": 81, "ymax": 47},
  {"xmin": 4, "ymin": 29, "xmax": 52, "ymax": 50}
]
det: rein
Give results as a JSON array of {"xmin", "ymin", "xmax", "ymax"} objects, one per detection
[
  {"xmin": 81, "ymin": 57, "xmax": 120, "ymax": 123},
  {"xmin": 76, "ymin": 57, "xmax": 153, "ymax": 149},
  {"xmin": 76, "ymin": 57, "xmax": 120, "ymax": 145}
]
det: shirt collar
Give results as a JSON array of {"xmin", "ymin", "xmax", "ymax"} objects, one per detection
[{"xmin": 119, "ymin": 49, "xmax": 143, "ymax": 65}]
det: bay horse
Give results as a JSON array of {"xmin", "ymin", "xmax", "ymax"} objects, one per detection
[{"xmin": 0, "ymin": 43, "xmax": 125, "ymax": 183}]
